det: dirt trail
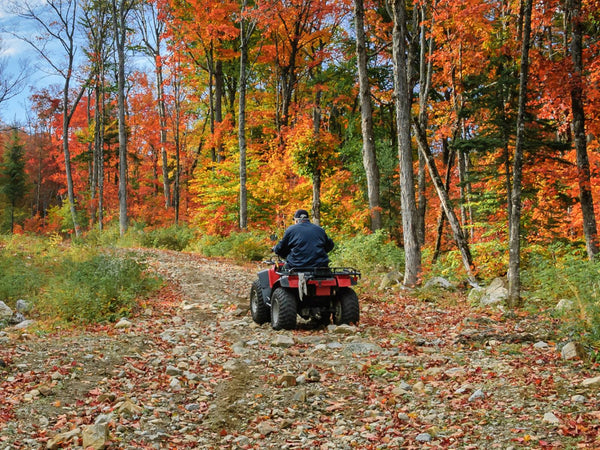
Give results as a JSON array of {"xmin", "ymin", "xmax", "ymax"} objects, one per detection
[{"xmin": 1, "ymin": 249, "xmax": 599, "ymax": 449}]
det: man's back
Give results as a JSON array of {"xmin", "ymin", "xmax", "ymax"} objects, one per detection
[{"xmin": 274, "ymin": 219, "xmax": 334, "ymax": 269}]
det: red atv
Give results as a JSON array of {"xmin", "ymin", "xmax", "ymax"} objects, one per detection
[{"xmin": 250, "ymin": 260, "xmax": 360, "ymax": 330}]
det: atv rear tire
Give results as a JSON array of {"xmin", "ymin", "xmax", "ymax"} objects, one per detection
[
  {"xmin": 271, "ymin": 287, "xmax": 297, "ymax": 330},
  {"xmin": 333, "ymin": 287, "xmax": 360, "ymax": 325},
  {"xmin": 250, "ymin": 280, "xmax": 271, "ymax": 324}
]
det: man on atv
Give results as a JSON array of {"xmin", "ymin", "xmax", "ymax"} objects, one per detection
[{"xmin": 273, "ymin": 209, "xmax": 334, "ymax": 269}]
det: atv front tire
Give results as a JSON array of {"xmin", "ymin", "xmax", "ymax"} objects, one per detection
[
  {"xmin": 271, "ymin": 287, "xmax": 297, "ymax": 330},
  {"xmin": 333, "ymin": 287, "xmax": 360, "ymax": 325},
  {"xmin": 250, "ymin": 280, "xmax": 270, "ymax": 324}
]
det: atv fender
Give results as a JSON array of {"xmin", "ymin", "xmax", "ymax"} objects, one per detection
[{"xmin": 257, "ymin": 269, "xmax": 276, "ymax": 305}]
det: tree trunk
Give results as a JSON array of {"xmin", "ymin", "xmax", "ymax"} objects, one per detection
[
  {"xmin": 93, "ymin": 82, "xmax": 103, "ymax": 229},
  {"xmin": 414, "ymin": 121, "xmax": 477, "ymax": 284},
  {"xmin": 174, "ymin": 78, "xmax": 181, "ymax": 226},
  {"xmin": 10, "ymin": 201, "xmax": 15, "ymax": 234},
  {"xmin": 215, "ymin": 59, "xmax": 224, "ymax": 162},
  {"xmin": 432, "ymin": 139, "xmax": 455, "ymax": 261},
  {"xmin": 312, "ymin": 89, "xmax": 322, "ymax": 226},
  {"xmin": 312, "ymin": 169, "xmax": 322, "ymax": 226},
  {"xmin": 156, "ymin": 63, "xmax": 171, "ymax": 209},
  {"xmin": 113, "ymin": 0, "xmax": 131, "ymax": 236},
  {"xmin": 417, "ymin": 153, "xmax": 427, "ymax": 245},
  {"xmin": 62, "ymin": 84, "xmax": 80, "ymax": 237},
  {"xmin": 458, "ymin": 145, "xmax": 473, "ymax": 239},
  {"xmin": 507, "ymin": 0, "xmax": 533, "ymax": 307},
  {"xmin": 239, "ymin": 0, "xmax": 252, "ymax": 230},
  {"xmin": 354, "ymin": 0, "xmax": 381, "ymax": 231},
  {"xmin": 391, "ymin": 0, "xmax": 421, "ymax": 286},
  {"xmin": 570, "ymin": 0, "xmax": 599, "ymax": 260},
  {"xmin": 415, "ymin": 0, "xmax": 436, "ymax": 246}
]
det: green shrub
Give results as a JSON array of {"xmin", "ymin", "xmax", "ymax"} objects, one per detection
[
  {"xmin": 194, "ymin": 231, "xmax": 270, "ymax": 262},
  {"xmin": 1, "ymin": 235, "xmax": 162, "ymax": 324},
  {"xmin": 423, "ymin": 239, "xmax": 510, "ymax": 284},
  {"xmin": 422, "ymin": 247, "xmax": 463, "ymax": 283},
  {"xmin": 40, "ymin": 253, "xmax": 162, "ymax": 323},
  {"xmin": 522, "ymin": 243, "xmax": 600, "ymax": 346},
  {"xmin": 46, "ymin": 203, "xmax": 89, "ymax": 235},
  {"xmin": 330, "ymin": 229, "xmax": 404, "ymax": 275},
  {"xmin": 0, "ymin": 248, "xmax": 46, "ymax": 302},
  {"xmin": 139, "ymin": 225, "xmax": 195, "ymax": 251},
  {"xmin": 78, "ymin": 223, "xmax": 123, "ymax": 248}
]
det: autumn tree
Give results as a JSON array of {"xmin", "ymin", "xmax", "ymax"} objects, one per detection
[
  {"xmin": 136, "ymin": 0, "xmax": 172, "ymax": 210},
  {"xmin": 81, "ymin": 0, "xmax": 114, "ymax": 230},
  {"xmin": 238, "ymin": 0, "xmax": 257, "ymax": 230},
  {"xmin": 10, "ymin": 0, "xmax": 89, "ymax": 236},
  {"xmin": 23, "ymin": 118, "xmax": 63, "ymax": 223},
  {"xmin": 390, "ymin": 0, "xmax": 421, "ymax": 286},
  {"xmin": 165, "ymin": 0, "xmax": 239, "ymax": 164},
  {"xmin": 255, "ymin": 0, "xmax": 341, "ymax": 132},
  {"xmin": 354, "ymin": 0, "xmax": 382, "ymax": 231},
  {"xmin": 568, "ymin": 0, "xmax": 599, "ymax": 260},
  {"xmin": 112, "ymin": 0, "xmax": 137, "ymax": 236},
  {"xmin": 507, "ymin": 0, "xmax": 533, "ymax": 307}
]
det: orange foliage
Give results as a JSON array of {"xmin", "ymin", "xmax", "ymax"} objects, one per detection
[{"xmin": 8, "ymin": 0, "xmax": 600, "ymax": 276}]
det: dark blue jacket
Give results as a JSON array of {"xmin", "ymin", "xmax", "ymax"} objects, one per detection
[{"xmin": 273, "ymin": 220, "xmax": 334, "ymax": 269}]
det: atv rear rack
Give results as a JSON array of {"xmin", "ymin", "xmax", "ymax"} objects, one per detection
[{"xmin": 281, "ymin": 267, "xmax": 361, "ymax": 278}]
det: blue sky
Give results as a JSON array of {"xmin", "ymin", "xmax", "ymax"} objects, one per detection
[
  {"xmin": 0, "ymin": 0, "xmax": 86, "ymax": 126},
  {"xmin": 0, "ymin": 3, "xmax": 39, "ymax": 125},
  {"xmin": 1, "ymin": 1, "xmax": 155, "ymax": 127}
]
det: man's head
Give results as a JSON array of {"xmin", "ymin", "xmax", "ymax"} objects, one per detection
[{"xmin": 293, "ymin": 209, "xmax": 310, "ymax": 223}]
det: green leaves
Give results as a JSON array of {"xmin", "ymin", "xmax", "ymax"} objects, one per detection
[{"xmin": 0, "ymin": 131, "xmax": 27, "ymax": 233}]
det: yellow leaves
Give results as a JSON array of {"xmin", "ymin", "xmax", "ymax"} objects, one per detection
[{"xmin": 284, "ymin": 115, "xmax": 340, "ymax": 177}]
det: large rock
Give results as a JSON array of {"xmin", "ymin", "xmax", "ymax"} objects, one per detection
[
  {"xmin": 379, "ymin": 271, "xmax": 403, "ymax": 290},
  {"xmin": 0, "ymin": 301, "xmax": 13, "ymax": 321},
  {"xmin": 581, "ymin": 375, "xmax": 600, "ymax": 388},
  {"xmin": 277, "ymin": 372, "xmax": 296, "ymax": 387},
  {"xmin": 12, "ymin": 319, "xmax": 35, "ymax": 329},
  {"xmin": 424, "ymin": 277, "xmax": 454, "ymax": 290},
  {"xmin": 82, "ymin": 422, "xmax": 109, "ymax": 449},
  {"xmin": 543, "ymin": 412, "xmax": 561, "ymax": 425},
  {"xmin": 561, "ymin": 341, "xmax": 586, "ymax": 360},
  {"xmin": 467, "ymin": 286, "xmax": 485, "ymax": 304},
  {"xmin": 46, "ymin": 428, "xmax": 81, "ymax": 449},
  {"xmin": 474, "ymin": 278, "xmax": 508, "ymax": 306},
  {"xmin": 114, "ymin": 318, "xmax": 132, "ymax": 329},
  {"xmin": 272, "ymin": 334, "xmax": 295, "ymax": 348},
  {"xmin": 342, "ymin": 342, "xmax": 381, "ymax": 355},
  {"xmin": 16, "ymin": 299, "xmax": 32, "ymax": 313}
]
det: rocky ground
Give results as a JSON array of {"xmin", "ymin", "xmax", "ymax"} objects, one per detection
[{"xmin": 1, "ymin": 248, "xmax": 599, "ymax": 449}]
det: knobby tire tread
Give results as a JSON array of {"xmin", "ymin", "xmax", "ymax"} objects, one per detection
[
  {"xmin": 250, "ymin": 279, "xmax": 270, "ymax": 324},
  {"xmin": 271, "ymin": 288, "xmax": 297, "ymax": 330},
  {"xmin": 336, "ymin": 287, "xmax": 360, "ymax": 325}
]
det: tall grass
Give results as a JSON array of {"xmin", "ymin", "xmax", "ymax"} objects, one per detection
[
  {"xmin": 0, "ymin": 234, "xmax": 161, "ymax": 325},
  {"xmin": 193, "ymin": 231, "xmax": 271, "ymax": 262},
  {"xmin": 522, "ymin": 243, "xmax": 600, "ymax": 346},
  {"xmin": 329, "ymin": 229, "xmax": 404, "ymax": 275}
]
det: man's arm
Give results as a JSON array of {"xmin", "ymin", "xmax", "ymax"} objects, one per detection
[
  {"xmin": 273, "ymin": 230, "xmax": 291, "ymax": 258},
  {"xmin": 324, "ymin": 234, "xmax": 334, "ymax": 253}
]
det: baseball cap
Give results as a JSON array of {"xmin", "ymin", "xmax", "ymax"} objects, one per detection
[{"xmin": 293, "ymin": 209, "xmax": 309, "ymax": 220}]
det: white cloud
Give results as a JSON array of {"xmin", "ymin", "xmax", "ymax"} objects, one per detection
[{"xmin": 0, "ymin": 33, "xmax": 29, "ymax": 57}]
